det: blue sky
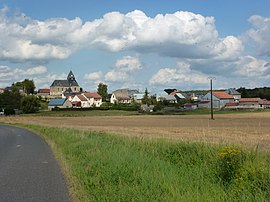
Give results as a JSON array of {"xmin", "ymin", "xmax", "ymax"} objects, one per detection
[{"xmin": 0, "ymin": 0, "xmax": 270, "ymax": 93}]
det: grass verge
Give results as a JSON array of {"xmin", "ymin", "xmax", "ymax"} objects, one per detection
[{"xmin": 23, "ymin": 125, "xmax": 270, "ymax": 201}]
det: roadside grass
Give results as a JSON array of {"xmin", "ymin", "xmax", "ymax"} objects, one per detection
[{"xmin": 22, "ymin": 125, "xmax": 270, "ymax": 202}]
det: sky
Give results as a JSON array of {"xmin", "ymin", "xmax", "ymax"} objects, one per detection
[{"xmin": 0, "ymin": 0, "xmax": 270, "ymax": 93}]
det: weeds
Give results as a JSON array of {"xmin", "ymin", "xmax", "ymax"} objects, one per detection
[{"xmin": 23, "ymin": 125, "xmax": 270, "ymax": 202}]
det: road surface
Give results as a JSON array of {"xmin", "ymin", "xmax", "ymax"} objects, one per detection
[{"xmin": 0, "ymin": 125, "xmax": 71, "ymax": 202}]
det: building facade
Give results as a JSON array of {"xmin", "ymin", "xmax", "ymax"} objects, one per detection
[{"xmin": 50, "ymin": 71, "xmax": 81, "ymax": 97}]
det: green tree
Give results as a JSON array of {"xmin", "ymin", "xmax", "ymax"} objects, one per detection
[
  {"xmin": 21, "ymin": 95, "xmax": 40, "ymax": 113},
  {"xmin": 0, "ymin": 89, "xmax": 22, "ymax": 109},
  {"xmin": 142, "ymin": 88, "xmax": 150, "ymax": 105},
  {"xmin": 13, "ymin": 79, "xmax": 35, "ymax": 94},
  {"xmin": 97, "ymin": 83, "xmax": 108, "ymax": 101}
]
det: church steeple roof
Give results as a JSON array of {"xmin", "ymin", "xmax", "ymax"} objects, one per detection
[{"xmin": 67, "ymin": 70, "xmax": 79, "ymax": 86}]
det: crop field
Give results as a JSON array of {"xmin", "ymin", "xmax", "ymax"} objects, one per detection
[{"xmin": 1, "ymin": 111, "xmax": 270, "ymax": 150}]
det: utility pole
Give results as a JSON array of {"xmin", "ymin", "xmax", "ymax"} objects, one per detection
[{"xmin": 208, "ymin": 77, "xmax": 216, "ymax": 120}]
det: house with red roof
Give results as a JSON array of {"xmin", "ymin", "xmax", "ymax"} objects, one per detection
[
  {"xmin": 71, "ymin": 94, "xmax": 89, "ymax": 108},
  {"xmin": 238, "ymin": 98, "xmax": 263, "ymax": 109},
  {"xmin": 37, "ymin": 88, "xmax": 50, "ymax": 98},
  {"xmin": 202, "ymin": 91, "xmax": 234, "ymax": 108},
  {"xmin": 71, "ymin": 92, "xmax": 102, "ymax": 108},
  {"xmin": 82, "ymin": 92, "xmax": 102, "ymax": 107}
]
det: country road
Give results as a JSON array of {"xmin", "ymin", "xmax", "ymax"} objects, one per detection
[{"xmin": 0, "ymin": 125, "xmax": 71, "ymax": 202}]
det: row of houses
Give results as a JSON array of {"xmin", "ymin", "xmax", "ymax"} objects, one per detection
[{"xmin": 48, "ymin": 92, "xmax": 102, "ymax": 110}]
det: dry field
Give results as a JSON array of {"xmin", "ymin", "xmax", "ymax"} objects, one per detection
[{"xmin": 1, "ymin": 112, "xmax": 270, "ymax": 149}]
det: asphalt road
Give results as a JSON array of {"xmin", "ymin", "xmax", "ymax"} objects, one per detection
[{"xmin": 0, "ymin": 125, "xmax": 71, "ymax": 202}]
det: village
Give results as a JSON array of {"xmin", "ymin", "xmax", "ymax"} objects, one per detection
[
  {"xmin": 1, "ymin": 70, "xmax": 270, "ymax": 114},
  {"xmin": 33, "ymin": 71, "xmax": 270, "ymax": 112}
]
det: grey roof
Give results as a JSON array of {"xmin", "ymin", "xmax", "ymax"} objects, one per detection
[
  {"xmin": 112, "ymin": 89, "xmax": 140, "ymax": 100},
  {"xmin": 50, "ymin": 71, "xmax": 79, "ymax": 87},
  {"xmin": 226, "ymin": 88, "xmax": 241, "ymax": 95},
  {"xmin": 48, "ymin": 98, "xmax": 67, "ymax": 106},
  {"xmin": 50, "ymin": 80, "xmax": 70, "ymax": 87}
]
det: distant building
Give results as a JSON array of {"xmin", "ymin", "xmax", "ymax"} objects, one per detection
[
  {"xmin": 48, "ymin": 98, "xmax": 72, "ymax": 110},
  {"xmin": 202, "ymin": 91, "xmax": 234, "ymax": 108},
  {"xmin": 110, "ymin": 89, "xmax": 139, "ymax": 104},
  {"xmin": 37, "ymin": 88, "xmax": 50, "ymax": 98},
  {"xmin": 226, "ymin": 88, "xmax": 241, "ymax": 101},
  {"xmin": 50, "ymin": 71, "xmax": 81, "ymax": 97}
]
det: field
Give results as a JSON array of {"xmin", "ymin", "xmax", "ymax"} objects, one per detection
[
  {"xmin": 1, "ymin": 111, "xmax": 270, "ymax": 149},
  {"xmin": 1, "ymin": 111, "xmax": 270, "ymax": 201}
]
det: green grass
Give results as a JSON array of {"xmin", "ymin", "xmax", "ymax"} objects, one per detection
[{"xmin": 22, "ymin": 125, "xmax": 270, "ymax": 202}]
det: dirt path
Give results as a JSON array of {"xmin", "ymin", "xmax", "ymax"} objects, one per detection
[{"xmin": 1, "ymin": 112, "xmax": 270, "ymax": 149}]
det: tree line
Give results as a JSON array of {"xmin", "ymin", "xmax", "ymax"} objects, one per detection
[
  {"xmin": 0, "ymin": 79, "xmax": 40, "ymax": 114},
  {"xmin": 237, "ymin": 87, "xmax": 270, "ymax": 100}
]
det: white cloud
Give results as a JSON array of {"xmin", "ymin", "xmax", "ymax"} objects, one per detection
[
  {"xmin": 234, "ymin": 55, "xmax": 269, "ymax": 77},
  {"xmin": 246, "ymin": 15, "xmax": 270, "ymax": 57},
  {"xmin": 105, "ymin": 70, "xmax": 129, "ymax": 82},
  {"xmin": 149, "ymin": 62, "xmax": 209, "ymax": 87},
  {"xmin": 84, "ymin": 71, "xmax": 103, "ymax": 81},
  {"xmin": 115, "ymin": 56, "xmax": 142, "ymax": 72},
  {"xmin": 0, "ymin": 7, "xmax": 244, "ymax": 63},
  {"xmin": 0, "ymin": 65, "xmax": 52, "ymax": 88}
]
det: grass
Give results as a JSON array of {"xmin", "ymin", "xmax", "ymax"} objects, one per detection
[{"xmin": 22, "ymin": 125, "xmax": 270, "ymax": 202}]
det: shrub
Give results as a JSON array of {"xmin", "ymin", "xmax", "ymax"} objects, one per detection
[
  {"xmin": 217, "ymin": 146, "xmax": 245, "ymax": 186},
  {"xmin": 4, "ymin": 107, "xmax": 15, "ymax": 115}
]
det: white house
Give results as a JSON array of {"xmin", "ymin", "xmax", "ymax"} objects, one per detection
[
  {"xmin": 110, "ymin": 89, "xmax": 139, "ymax": 104},
  {"xmin": 83, "ymin": 92, "xmax": 102, "ymax": 107},
  {"xmin": 202, "ymin": 91, "xmax": 234, "ymax": 108},
  {"xmin": 71, "ymin": 94, "xmax": 89, "ymax": 108},
  {"xmin": 238, "ymin": 98, "xmax": 263, "ymax": 109}
]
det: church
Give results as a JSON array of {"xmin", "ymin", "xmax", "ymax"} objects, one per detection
[{"xmin": 50, "ymin": 71, "xmax": 81, "ymax": 97}]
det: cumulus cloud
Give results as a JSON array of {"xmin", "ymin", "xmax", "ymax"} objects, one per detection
[
  {"xmin": 0, "ymin": 65, "xmax": 49, "ymax": 87},
  {"xmin": 234, "ymin": 55, "xmax": 270, "ymax": 77},
  {"xmin": 0, "ymin": 7, "xmax": 244, "ymax": 63},
  {"xmin": 149, "ymin": 62, "xmax": 209, "ymax": 87},
  {"xmin": 84, "ymin": 71, "xmax": 103, "ymax": 81},
  {"xmin": 246, "ymin": 15, "xmax": 270, "ymax": 57}
]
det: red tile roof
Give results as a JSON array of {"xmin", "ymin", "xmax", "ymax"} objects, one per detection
[
  {"xmin": 239, "ymin": 98, "xmax": 262, "ymax": 102},
  {"xmin": 77, "ymin": 94, "xmax": 88, "ymax": 101},
  {"xmin": 212, "ymin": 91, "xmax": 234, "ymax": 99},
  {"xmin": 83, "ymin": 92, "xmax": 102, "ymax": 99},
  {"xmin": 260, "ymin": 100, "xmax": 270, "ymax": 105},
  {"xmin": 72, "ymin": 101, "xmax": 81, "ymax": 106},
  {"xmin": 38, "ymin": 88, "xmax": 50, "ymax": 93}
]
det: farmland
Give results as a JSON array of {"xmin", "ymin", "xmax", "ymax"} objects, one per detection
[
  {"xmin": 1, "ymin": 111, "xmax": 270, "ymax": 201},
  {"xmin": 1, "ymin": 111, "xmax": 270, "ymax": 150}
]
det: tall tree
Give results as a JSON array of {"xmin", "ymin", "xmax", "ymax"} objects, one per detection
[
  {"xmin": 13, "ymin": 79, "xmax": 35, "ymax": 94},
  {"xmin": 97, "ymin": 83, "xmax": 108, "ymax": 101},
  {"xmin": 142, "ymin": 88, "xmax": 150, "ymax": 105}
]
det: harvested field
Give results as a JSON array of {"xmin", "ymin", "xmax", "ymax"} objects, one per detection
[{"xmin": 1, "ymin": 112, "xmax": 270, "ymax": 149}]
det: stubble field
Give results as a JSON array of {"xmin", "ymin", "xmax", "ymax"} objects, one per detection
[{"xmin": 1, "ymin": 111, "xmax": 270, "ymax": 150}]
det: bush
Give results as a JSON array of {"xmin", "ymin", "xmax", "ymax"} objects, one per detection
[
  {"xmin": 21, "ymin": 95, "xmax": 40, "ymax": 113},
  {"xmin": 217, "ymin": 146, "xmax": 245, "ymax": 186},
  {"xmin": 4, "ymin": 107, "xmax": 15, "ymax": 115}
]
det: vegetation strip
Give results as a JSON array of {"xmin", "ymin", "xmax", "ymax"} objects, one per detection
[{"xmin": 23, "ymin": 125, "xmax": 270, "ymax": 201}]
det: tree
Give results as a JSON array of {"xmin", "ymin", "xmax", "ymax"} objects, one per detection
[
  {"xmin": 142, "ymin": 88, "xmax": 150, "ymax": 105},
  {"xmin": 97, "ymin": 83, "xmax": 108, "ymax": 101},
  {"xmin": 13, "ymin": 79, "xmax": 35, "ymax": 94},
  {"xmin": 0, "ymin": 89, "xmax": 22, "ymax": 109},
  {"xmin": 21, "ymin": 95, "xmax": 40, "ymax": 113}
]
